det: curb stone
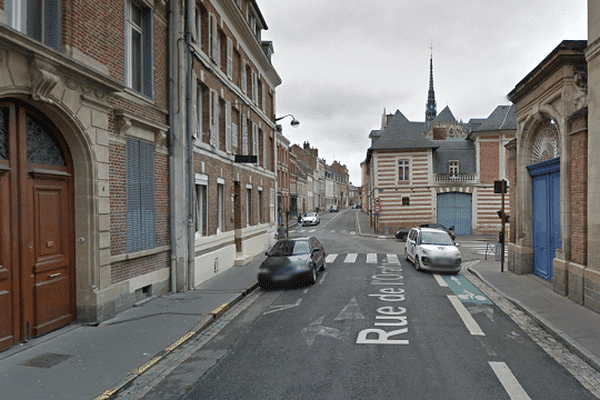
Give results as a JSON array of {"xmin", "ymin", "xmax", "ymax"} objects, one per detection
[{"xmin": 465, "ymin": 265, "xmax": 600, "ymax": 375}]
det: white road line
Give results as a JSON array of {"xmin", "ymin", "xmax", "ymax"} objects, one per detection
[
  {"xmin": 447, "ymin": 295, "xmax": 485, "ymax": 336},
  {"xmin": 366, "ymin": 253, "xmax": 378, "ymax": 263},
  {"xmin": 344, "ymin": 253, "xmax": 358, "ymax": 263},
  {"xmin": 330, "ymin": 230, "xmax": 336, "ymax": 233},
  {"xmin": 325, "ymin": 254, "xmax": 338, "ymax": 263},
  {"xmin": 489, "ymin": 362, "xmax": 531, "ymax": 400},
  {"xmin": 434, "ymin": 274, "xmax": 448, "ymax": 287},
  {"xmin": 386, "ymin": 254, "xmax": 400, "ymax": 265}
]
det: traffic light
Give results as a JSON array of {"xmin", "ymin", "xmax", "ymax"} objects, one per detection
[{"xmin": 497, "ymin": 210, "xmax": 510, "ymax": 222}]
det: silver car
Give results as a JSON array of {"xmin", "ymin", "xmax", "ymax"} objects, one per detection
[
  {"xmin": 302, "ymin": 212, "xmax": 320, "ymax": 226},
  {"xmin": 404, "ymin": 227, "xmax": 461, "ymax": 274}
]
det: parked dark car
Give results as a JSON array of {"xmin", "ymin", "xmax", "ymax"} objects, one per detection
[
  {"xmin": 395, "ymin": 223, "xmax": 455, "ymax": 241},
  {"xmin": 258, "ymin": 237, "xmax": 326, "ymax": 289}
]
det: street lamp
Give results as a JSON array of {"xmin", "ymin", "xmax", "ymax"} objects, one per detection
[{"xmin": 275, "ymin": 114, "xmax": 300, "ymax": 132}]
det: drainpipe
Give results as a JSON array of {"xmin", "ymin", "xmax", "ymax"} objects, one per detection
[
  {"xmin": 185, "ymin": 0, "xmax": 195, "ymax": 290},
  {"xmin": 167, "ymin": 0, "xmax": 177, "ymax": 293}
]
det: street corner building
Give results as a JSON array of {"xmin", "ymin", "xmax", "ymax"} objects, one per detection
[
  {"xmin": 0, "ymin": 0, "xmax": 282, "ymax": 352},
  {"xmin": 362, "ymin": 51, "xmax": 515, "ymax": 237},
  {"xmin": 506, "ymin": 39, "xmax": 596, "ymax": 309}
]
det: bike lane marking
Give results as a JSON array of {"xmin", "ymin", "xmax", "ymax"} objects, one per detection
[
  {"xmin": 441, "ymin": 274, "xmax": 492, "ymax": 305},
  {"xmin": 489, "ymin": 362, "xmax": 532, "ymax": 400},
  {"xmin": 447, "ymin": 295, "xmax": 485, "ymax": 336}
]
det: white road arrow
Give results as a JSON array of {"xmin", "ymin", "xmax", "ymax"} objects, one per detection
[
  {"xmin": 334, "ymin": 297, "xmax": 365, "ymax": 320},
  {"xmin": 301, "ymin": 315, "xmax": 351, "ymax": 348},
  {"xmin": 451, "ymin": 276, "xmax": 462, "ymax": 285},
  {"xmin": 263, "ymin": 298, "xmax": 302, "ymax": 315}
]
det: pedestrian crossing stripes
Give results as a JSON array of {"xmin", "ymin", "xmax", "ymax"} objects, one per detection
[
  {"xmin": 325, "ymin": 253, "xmax": 402, "ymax": 265},
  {"xmin": 459, "ymin": 242, "xmax": 508, "ymax": 258}
]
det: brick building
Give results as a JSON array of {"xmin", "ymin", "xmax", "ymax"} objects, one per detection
[
  {"xmin": 362, "ymin": 53, "xmax": 514, "ymax": 236},
  {"xmin": 183, "ymin": 0, "xmax": 281, "ymax": 286},
  {"xmin": 0, "ymin": 0, "xmax": 170, "ymax": 351},
  {"xmin": 506, "ymin": 41, "xmax": 592, "ymax": 306}
]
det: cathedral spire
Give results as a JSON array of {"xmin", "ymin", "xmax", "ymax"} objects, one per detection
[{"xmin": 425, "ymin": 46, "xmax": 437, "ymax": 125}]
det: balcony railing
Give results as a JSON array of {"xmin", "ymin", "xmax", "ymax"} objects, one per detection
[{"xmin": 435, "ymin": 173, "xmax": 476, "ymax": 182}]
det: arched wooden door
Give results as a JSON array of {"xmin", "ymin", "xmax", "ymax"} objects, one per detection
[{"xmin": 0, "ymin": 102, "xmax": 75, "ymax": 351}]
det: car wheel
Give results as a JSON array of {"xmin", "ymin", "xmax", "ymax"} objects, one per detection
[
  {"xmin": 415, "ymin": 257, "xmax": 422, "ymax": 271},
  {"xmin": 320, "ymin": 261, "xmax": 326, "ymax": 271},
  {"xmin": 309, "ymin": 265, "xmax": 317, "ymax": 285}
]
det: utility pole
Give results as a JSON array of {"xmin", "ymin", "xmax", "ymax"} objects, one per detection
[{"xmin": 495, "ymin": 180, "xmax": 508, "ymax": 272}]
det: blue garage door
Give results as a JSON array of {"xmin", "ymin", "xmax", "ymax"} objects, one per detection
[{"xmin": 437, "ymin": 193, "xmax": 472, "ymax": 236}]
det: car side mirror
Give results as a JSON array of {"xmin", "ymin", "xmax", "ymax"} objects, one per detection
[
  {"xmin": 449, "ymin": 226, "xmax": 455, "ymax": 231},
  {"xmin": 265, "ymin": 252, "xmax": 270, "ymax": 256},
  {"xmin": 454, "ymin": 243, "xmax": 460, "ymax": 247}
]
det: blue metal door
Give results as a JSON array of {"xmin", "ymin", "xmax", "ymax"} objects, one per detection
[
  {"xmin": 529, "ymin": 158, "xmax": 560, "ymax": 281},
  {"xmin": 437, "ymin": 193, "xmax": 472, "ymax": 235}
]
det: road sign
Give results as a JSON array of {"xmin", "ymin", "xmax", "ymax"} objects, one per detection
[
  {"xmin": 375, "ymin": 206, "xmax": 380, "ymax": 211},
  {"xmin": 374, "ymin": 198, "xmax": 380, "ymax": 204}
]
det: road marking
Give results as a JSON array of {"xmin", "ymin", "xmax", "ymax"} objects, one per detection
[
  {"xmin": 263, "ymin": 298, "xmax": 303, "ymax": 315},
  {"xmin": 318, "ymin": 271, "xmax": 327, "ymax": 284},
  {"xmin": 489, "ymin": 362, "xmax": 531, "ymax": 400},
  {"xmin": 344, "ymin": 253, "xmax": 358, "ymax": 263},
  {"xmin": 434, "ymin": 274, "xmax": 448, "ymax": 287},
  {"xmin": 386, "ymin": 254, "xmax": 400, "ymax": 265},
  {"xmin": 301, "ymin": 315, "xmax": 350, "ymax": 348},
  {"xmin": 334, "ymin": 297, "xmax": 365, "ymax": 320},
  {"xmin": 447, "ymin": 295, "xmax": 485, "ymax": 336},
  {"xmin": 350, "ymin": 231, "xmax": 356, "ymax": 235},
  {"xmin": 325, "ymin": 254, "xmax": 338, "ymax": 263},
  {"xmin": 366, "ymin": 253, "xmax": 378, "ymax": 263},
  {"xmin": 442, "ymin": 274, "xmax": 492, "ymax": 304}
]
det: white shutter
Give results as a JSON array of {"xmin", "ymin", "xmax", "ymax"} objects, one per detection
[
  {"xmin": 225, "ymin": 101, "xmax": 232, "ymax": 153},
  {"xmin": 242, "ymin": 117, "xmax": 248, "ymax": 155},
  {"xmin": 261, "ymin": 82, "xmax": 266, "ymax": 111},
  {"xmin": 251, "ymin": 71, "xmax": 258, "ymax": 104},
  {"xmin": 227, "ymin": 38, "xmax": 233, "ymax": 79},
  {"xmin": 263, "ymin": 131, "xmax": 267, "ymax": 168},
  {"xmin": 210, "ymin": 14, "xmax": 218, "ymax": 62},
  {"xmin": 252, "ymin": 123, "xmax": 258, "ymax": 156},
  {"xmin": 232, "ymin": 123, "xmax": 238, "ymax": 148},
  {"xmin": 241, "ymin": 60, "xmax": 247, "ymax": 94}
]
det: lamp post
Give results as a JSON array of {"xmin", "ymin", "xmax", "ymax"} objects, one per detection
[{"xmin": 274, "ymin": 114, "xmax": 300, "ymax": 238}]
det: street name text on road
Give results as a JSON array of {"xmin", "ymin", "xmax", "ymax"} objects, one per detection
[{"xmin": 356, "ymin": 264, "xmax": 409, "ymax": 345}]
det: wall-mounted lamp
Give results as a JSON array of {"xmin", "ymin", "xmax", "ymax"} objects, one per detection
[{"xmin": 275, "ymin": 113, "xmax": 300, "ymax": 127}]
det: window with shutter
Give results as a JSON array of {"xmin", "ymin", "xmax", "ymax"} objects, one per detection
[
  {"xmin": 252, "ymin": 123, "xmax": 258, "ymax": 157},
  {"xmin": 126, "ymin": 138, "xmax": 156, "ymax": 253},
  {"xmin": 242, "ymin": 117, "xmax": 248, "ymax": 155},
  {"xmin": 226, "ymin": 38, "xmax": 233, "ymax": 79},
  {"xmin": 225, "ymin": 102, "xmax": 232, "ymax": 153},
  {"xmin": 124, "ymin": 1, "xmax": 153, "ymax": 97},
  {"xmin": 7, "ymin": 0, "xmax": 62, "ymax": 51},
  {"xmin": 241, "ymin": 60, "xmax": 247, "ymax": 94}
]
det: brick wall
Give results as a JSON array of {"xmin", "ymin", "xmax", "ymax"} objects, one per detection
[
  {"xmin": 570, "ymin": 114, "xmax": 588, "ymax": 265},
  {"xmin": 480, "ymin": 141, "xmax": 500, "ymax": 184}
]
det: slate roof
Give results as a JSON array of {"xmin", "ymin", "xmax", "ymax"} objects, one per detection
[
  {"xmin": 430, "ymin": 105, "xmax": 457, "ymax": 125},
  {"xmin": 369, "ymin": 110, "xmax": 436, "ymax": 151},
  {"xmin": 432, "ymin": 140, "xmax": 476, "ymax": 174},
  {"xmin": 470, "ymin": 105, "xmax": 516, "ymax": 133}
]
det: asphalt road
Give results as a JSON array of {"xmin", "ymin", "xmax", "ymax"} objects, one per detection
[{"xmin": 123, "ymin": 209, "xmax": 597, "ymax": 400}]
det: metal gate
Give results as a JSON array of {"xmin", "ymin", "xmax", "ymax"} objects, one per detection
[
  {"xmin": 437, "ymin": 192, "xmax": 472, "ymax": 236},
  {"xmin": 528, "ymin": 158, "xmax": 560, "ymax": 281}
]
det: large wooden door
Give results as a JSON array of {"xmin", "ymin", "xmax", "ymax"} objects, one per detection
[
  {"xmin": 528, "ymin": 158, "xmax": 561, "ymax": 281},
  {"xmin": 0, "ymin": 102, "xmax": 74, "ymax": 351}
]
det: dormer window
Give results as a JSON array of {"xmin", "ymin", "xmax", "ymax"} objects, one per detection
[{"xmin": 449, "ymin": 160, "xmax": 459, "ymax": 176}]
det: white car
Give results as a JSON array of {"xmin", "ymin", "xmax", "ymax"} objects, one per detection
[
  {"xmin": 302, "ymin": 212, "xmax": 320, "ymax": 226},
  {"xmin": 404, "ymin": 227, "xmax": 461, "ymax": 274}
]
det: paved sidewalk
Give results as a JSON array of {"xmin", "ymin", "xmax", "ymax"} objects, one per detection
[
  {"xmin": 355, "ymin": 209, "xmax": 600, "ymax": 374},
  {"xmin": 0, "ymin": 256, "xmax": 264, "ymax": 400}
]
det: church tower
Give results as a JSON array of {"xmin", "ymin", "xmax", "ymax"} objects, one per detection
[{"xmin": 425, "ymin": 49, "xmax": 437, "ymax": 125}]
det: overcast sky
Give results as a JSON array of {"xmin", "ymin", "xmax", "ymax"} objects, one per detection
[{"xmin": 258, "ymin": 0, "xmax": 587, "ymax": 185}]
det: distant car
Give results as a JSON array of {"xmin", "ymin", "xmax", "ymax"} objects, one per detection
[
  {"xmin": 404, "ymin": 227, "xmax": 461, "ymax": 274},
  {"xmin": 330, "ymin": 205, "xmax": 339, "ymax": 212},
  {"xmin": 258, "ymin": 237, "xmax": 326, "ymax": 289},
  {"xmin": 395, "ymin": 223, "xmax": 455, "ymax": 241},
  {"xmin": 302, "ymin": 212, "xmax": 320, "ymax": 226}
]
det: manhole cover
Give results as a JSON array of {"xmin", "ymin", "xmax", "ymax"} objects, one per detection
[{"xmin": 20, "ymin": 352, "xmax": 72, "ymax": 369}]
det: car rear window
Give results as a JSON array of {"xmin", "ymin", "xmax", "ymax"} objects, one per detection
[
  {"xmin": 270, "ymin": 240, "xmax": 310, "ymax": 256},
  {"xmin": 420, "ymin": 231, "xmax": 453, "ymax": 245}
]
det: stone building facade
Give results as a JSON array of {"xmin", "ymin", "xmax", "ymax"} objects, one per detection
[
  {"xmin": 506, "ymin": 41, "xmax": 591, "ymax": 308},
  {"xmin": 0, "ymin": 0, "xmax": 170, "ymax": 351}
]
